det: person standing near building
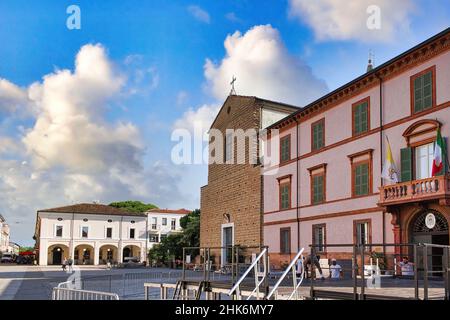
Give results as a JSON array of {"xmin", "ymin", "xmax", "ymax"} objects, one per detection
[
  {"xmin": 296, "ymin": 256, "xmax": 304, "ymax": 278},
  {"xmin": 62, "ymin": 258, "xmax": 67, "ymax": 271},
  {"xmin": 397, "ymin": 256, "xmax": 414, "ymax": 277},
  {"xmin": 329, "ymin": 259, "xmax": 342, "ymax": 279},
  {"xmin": 304, "ymin": 254, "xmax": 325, "ymax": 280},
  {"xmin": 67, "ymin": 258, "xmax": 73, "ymax": 272}
]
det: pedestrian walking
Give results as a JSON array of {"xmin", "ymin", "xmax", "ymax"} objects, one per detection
[
  {"xmin": 304, "ymin": 254, "xmax": 325, "ymax": 280},
  {"xmin": 69, "ymin": 258, "xmax": 74, "ymax": 272},
  {"xmin": 62, "ymin": 258, "xmax": 67, "ymax": 271}
]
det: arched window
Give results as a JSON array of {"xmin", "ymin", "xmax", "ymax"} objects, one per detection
[{"xmin": 412, "ymin": 210, "xmax": 448, "ymax": 235}]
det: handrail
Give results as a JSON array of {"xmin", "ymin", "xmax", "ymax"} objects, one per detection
[
  {"xmin": 57, "ymin": 280, "xmax": 73, "ymax": 288},
  {"xmin": 228, "ymin": 247, "xmax": 268, "ymax": 299},
  {"xmin": 267, "ymin": 248, "xmax": 304, "ymax": 300}
]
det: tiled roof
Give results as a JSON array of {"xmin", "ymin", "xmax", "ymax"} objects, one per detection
[
  {"xmin": 147, "ymin": 208, "xmax": 191, "ymax": 215},
  {"xmin": 38, "ymin": 203, "xmax": 147, "ymax": 217}
]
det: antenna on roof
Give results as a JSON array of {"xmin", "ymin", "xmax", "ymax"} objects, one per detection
[
  {"xmin": 229, "ymin": 76, "xmax": 237, "ymax": 95},
  {"xmin": 367, "ymin": 50, "xmax": 374, "ymax": 72}
]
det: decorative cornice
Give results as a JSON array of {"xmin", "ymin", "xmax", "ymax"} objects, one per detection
[{"xmin": 270, "ymin": 29, "xmax": 449, "ymax": 130}]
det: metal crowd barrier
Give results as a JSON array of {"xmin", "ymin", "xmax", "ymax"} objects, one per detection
[{"xmin": 52, "ymin": 287, "xmax": 120, "ymax": 300}]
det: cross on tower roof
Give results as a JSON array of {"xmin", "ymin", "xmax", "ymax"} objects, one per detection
[{"xmin": 229, "ymin": 76, "xmax": 237, "ymax": 95}]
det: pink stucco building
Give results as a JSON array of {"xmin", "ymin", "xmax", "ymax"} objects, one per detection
[{"xmin": 263, "ymin": 28, "xmax": 450, "ymax": 269}]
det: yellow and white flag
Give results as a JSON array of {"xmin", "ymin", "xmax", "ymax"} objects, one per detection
[{"xmin": 381, "ymin": 136, "xmax": 399, "ymax": 183}]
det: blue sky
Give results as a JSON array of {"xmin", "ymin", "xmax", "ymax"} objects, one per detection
[{"xmin": 0, "ymin": 0, "xmax": 449, "ymax": 244}]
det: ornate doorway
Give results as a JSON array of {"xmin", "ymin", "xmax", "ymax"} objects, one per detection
[{"xmin": 410, "ymin": 210, "xmax": 449, "ymax": 272}]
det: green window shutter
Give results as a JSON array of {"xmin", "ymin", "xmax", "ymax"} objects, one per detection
[
  {"xmin": 312, "ymin": 121, "xmax": 324, "ymax": 150},
  {"xmin": 312, "ymin": 175, "xmax": 324, "ymax": 204},
  {"xmin": 281, "ymin": 185, "xmax": 290, "ymax": 209},
  {"xmin": 354, "ymin": 163, "xmax": 369, "ymax": 196},
  {"xmin": 414, "ymin": 77, "xmax": 423, "ymax": 113},
  {"xmin": 354, "ymin": 102, "xmax": 368, "ymax": 135},
  {"xmin": 400, "ymin": 147, "xmax": 412, "ymax": 182},
  {"xmin": 354, "ymin": 106, "xmax": 360, "ymax": 134},
  {"xmin": 281, "ymin": 137, "xmax": 290, "ymax": 162},
  {"xmin": 360, "ymin": 103, "xmax": 368, "ymax": 132},
  {"xmin": 413, "ymin": 71, "xmax": 433, "ymax": 113},
  {"xmin": 423, "ymin": 72, "xmax": 432, "ymax": 110}
]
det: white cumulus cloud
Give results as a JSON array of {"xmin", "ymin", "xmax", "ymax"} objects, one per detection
[
  {"xmin": 203, "ymin": 24, "xmax": 328, "ymax": 105},
  {"xmin": 22, "ymin": 44, "xmax": 143, "ymax": 173},
  {"xmin": 0, "ymin": 79, "xmax": 30, "ymax": 115},
  {"xmin": 173, "ymin": 104, "xmax": 219, "ymax": 133},
  {"xmin": 288, "ymin": 0, "xmax": 415, "ymax": 42},
  {"xmin": 0, "ymin": 44, "xmax": 188, "ymax": 244}
]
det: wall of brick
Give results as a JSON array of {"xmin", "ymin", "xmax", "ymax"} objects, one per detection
[{"xmin": 200, "ymin": 96, "xmax": 263, "ymax": 248}]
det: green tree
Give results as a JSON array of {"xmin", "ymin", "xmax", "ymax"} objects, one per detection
[
  {"xmin": 180, "ymin": 209, "xmax": 200, "ymax": 247},
  {"xmin": 109, "ymin": 200, "xmax": 158, "ymax": 213}
]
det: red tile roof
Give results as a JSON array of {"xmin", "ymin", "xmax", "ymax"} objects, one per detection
[
  {"xmin": 147, "ymin": 208, "xmax": 191, "ymax": 215},
  {"xmin": 38, "ymin": 203, "xmax": 146, "ymax": 217}
]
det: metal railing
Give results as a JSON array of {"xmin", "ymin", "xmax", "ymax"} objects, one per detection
[
  {"xmin": 57, "ymin": 280, "xmax": 74, "ymax": 289},
  {"xmin": 307, "ymin": 243, "xmax": 450, "ymax": 300},
  {"xmin": 267, "ymin": 248, "xmax": 305, "ymax": 300},
  {"xmin": 228, "ymin": 247, "xmax": 268, "ymax": 300},
  {"xmin": 52, "ymin": 287, "xmax": 119, "ymax": 300}
]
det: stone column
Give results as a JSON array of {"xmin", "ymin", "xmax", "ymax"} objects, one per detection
[
  {"xmin": 94, "ymin": 242, "xmax": 100, "ymax": 265},
  {"xmin": 118, "ymin": 242, "xmax": 123, "ymax": 263},
  {"xmin": 39, "ymin": 240, "xmax": 48, "ymax": 265}
]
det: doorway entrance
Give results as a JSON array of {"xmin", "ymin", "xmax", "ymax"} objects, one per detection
[
  {"xmin": 52, "ymin": 247, "xmax": 63, "ymax": 265},
  {"xmin": 221, "ymin": 223, "xmax": 234, "ymax": 266},
  {"xmin": 410, "ymin": 210, "xmax": 449, "ymax": 272}
]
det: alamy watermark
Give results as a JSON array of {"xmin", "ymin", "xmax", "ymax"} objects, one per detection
[
  {"xmin": 66, "ymin": 5, "xmax": 81, "ymax": 30},
  {"xmin": 171, "ymin": 123, "xmax": 282, "ymax": 175},
  {"xmin": 366, "ymin": 5, "xmax": 381, "ymax": 30}
]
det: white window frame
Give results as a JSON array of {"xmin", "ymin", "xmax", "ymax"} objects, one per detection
[
  {"xmin": 80, "ymin": 226, "xmax": 89, "ymax": 239},
  {"xmin": 221, "ymin": 222, "xmax": 235, "ymax": 267},
  {"xmin": 129, "ymin": 227, "xmax": 136, "ymax": 239},
  {"xmin": 162, "ymin": 218, "xmax": 167, "ymax": 226},
  {"xmin": 415, "ymin": 142, "xmax": 434, "ymax": 180},
  {"xmin": 171, "ymin": 218, "xmax": 176, "ymax": 230},
  {"xmin": 55, "ymin": 225, "xmax": 63, "ymax": 238},
  {"xmin": 356, "ymin": 222, "xmax": 369, "ymax": 246},
  {"xmin": 148, "ymin": 234, "xmax": 159, "ymax": 243},
  {"xmin": 105, "ymin": 227, "xmax": 113, "ymax": 239}
]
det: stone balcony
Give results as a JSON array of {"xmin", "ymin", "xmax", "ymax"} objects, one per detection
[{"xmin": 379, "ymin": 175, "xmax": 450, "ymax": 207}]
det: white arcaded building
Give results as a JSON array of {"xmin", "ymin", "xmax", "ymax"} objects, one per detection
[
  {"xmin": 34, "ymin": 203, "xmax": 147, "ymax": 265},
  {"xmin": 147, "ymin": 208, "xmax": 190, "ymax": 249}
]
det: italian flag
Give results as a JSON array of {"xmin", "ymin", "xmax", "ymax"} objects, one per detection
[{"xmin": 431, "ymin": 128, "xmax": 445, "ymax": 176}]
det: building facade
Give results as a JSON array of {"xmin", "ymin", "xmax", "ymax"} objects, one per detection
[
  {"xmin": 34, "ymin": 203, "xmax": 147, "ymax": 265},
  {"xmin": 8, "ymin": 242, "xmax": 20, "ymax": 256},
  {"xmin": 200, "ymin": 95, "xmax": 298, "ymax": 263},
  {"xmin": 147, "ymin": 208, "xmax": 190, "ymax": 249},
  {"xmin": 263, "ymin": 29, "xmax": 450, "ymax": 269},
  {"xmin": 0, "ymin": 214, "xmax": 10, "ymax": 253}
]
